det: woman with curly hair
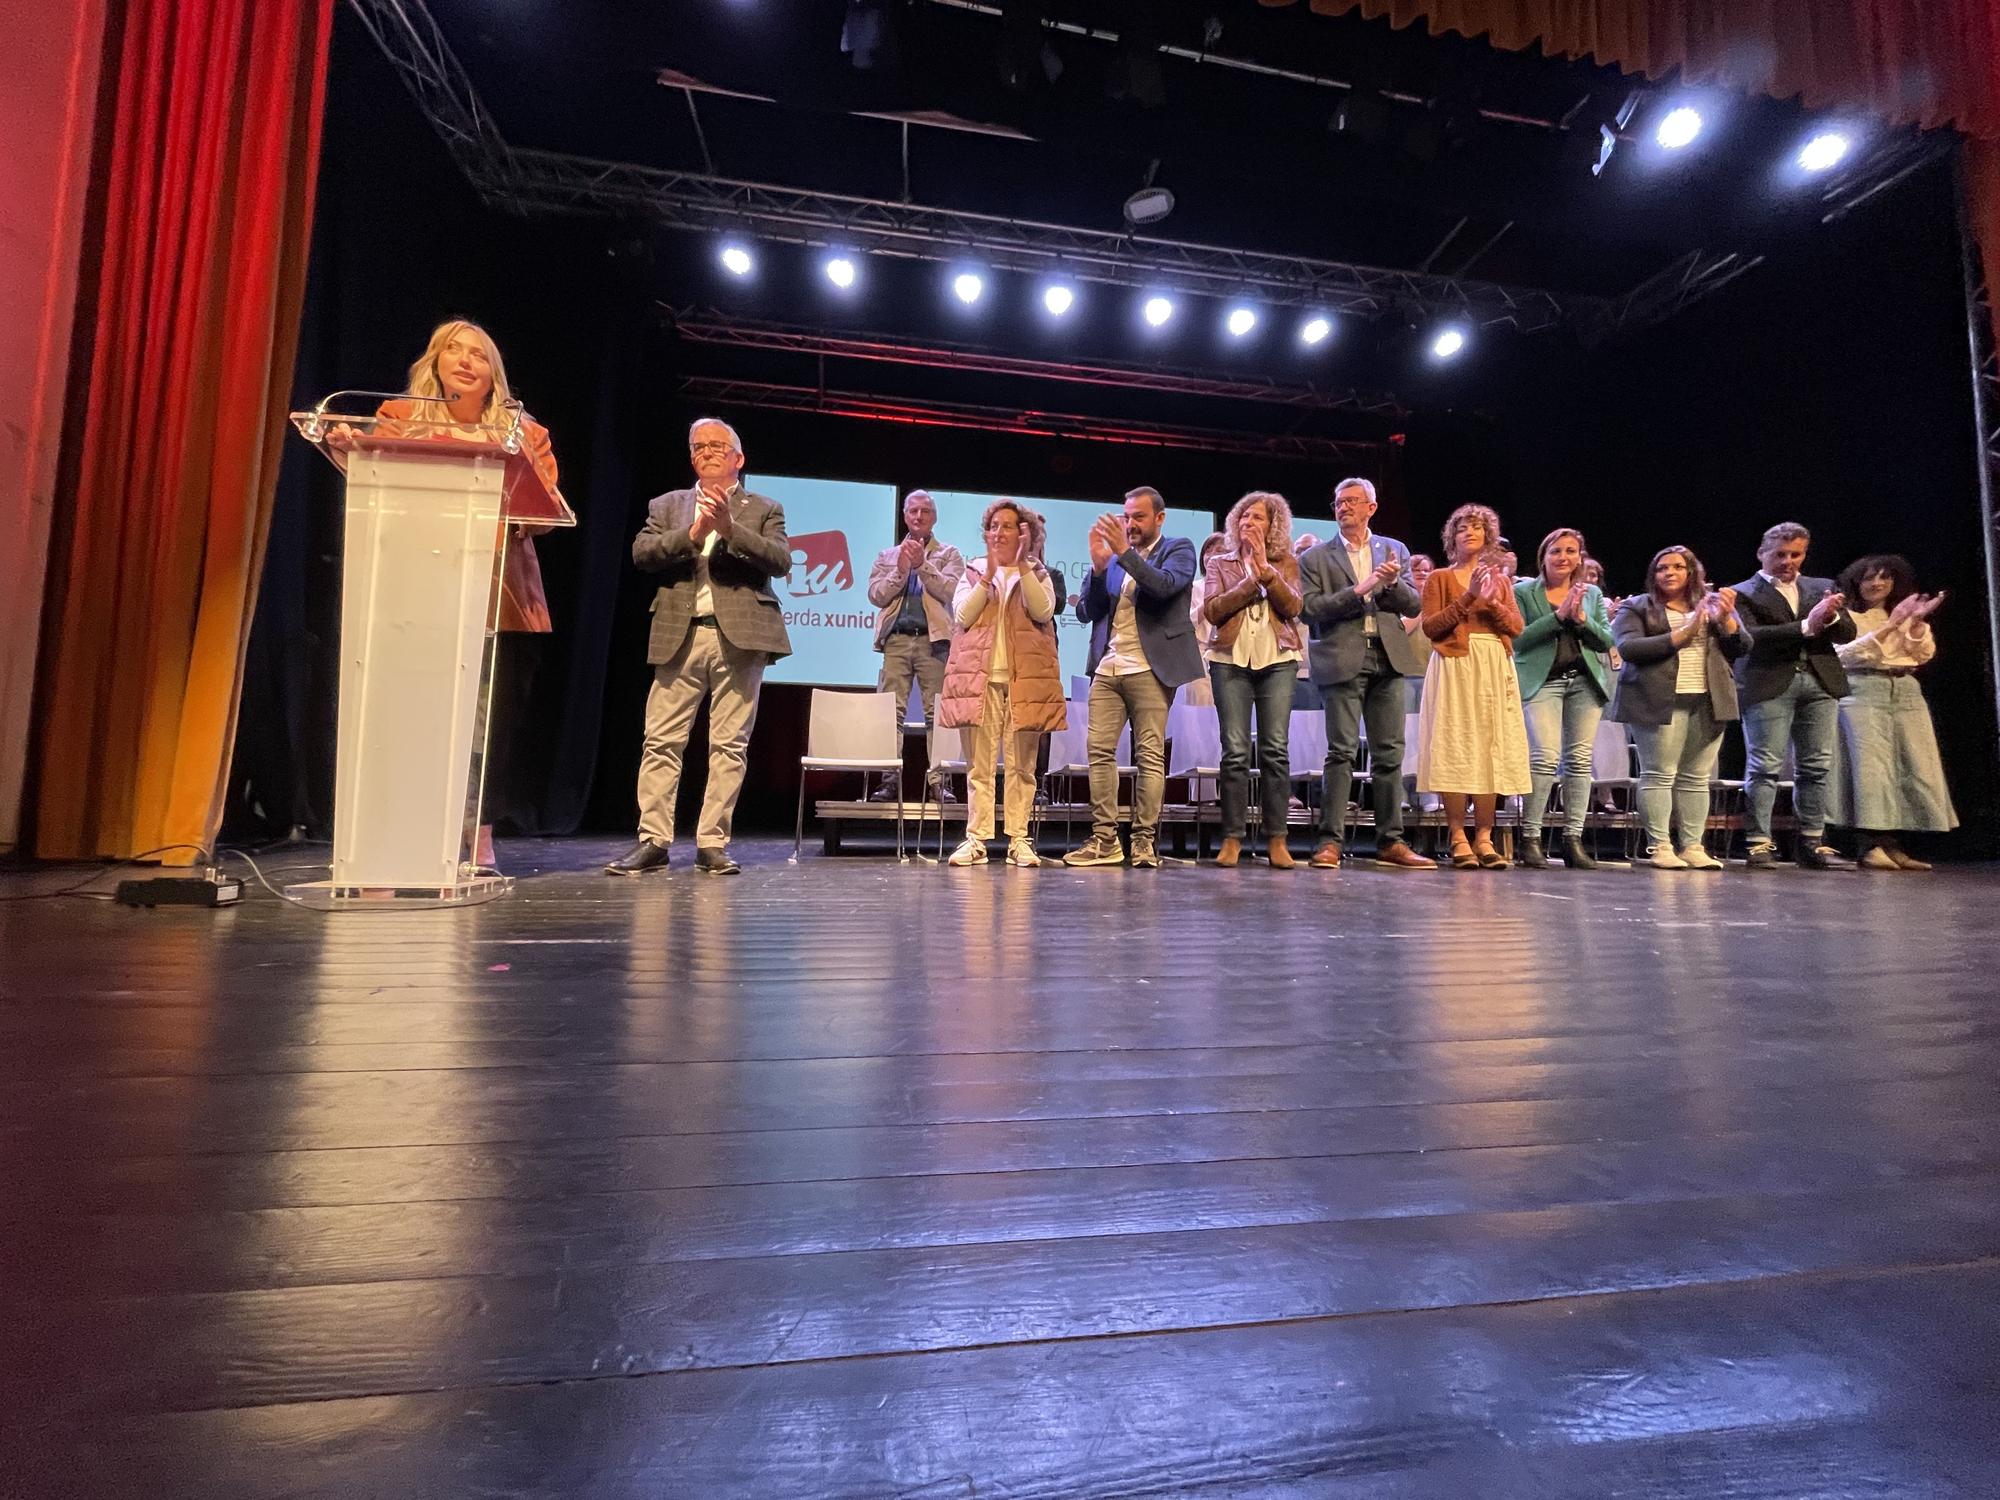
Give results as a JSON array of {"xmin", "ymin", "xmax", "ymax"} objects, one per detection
[
  {"xmin": 1202, "ymin": 491, "xmax": 1304, "ymax": 867},
  {"xmin": 1829, "ymin": 553, "xmax": 1954, "ymax": 868},
  {"xmin": 941, "ymin": 500, "xmax": 1066, "ymax": 868},
  {"xmin": 1416, "ymin": 503, "xmax": 1530, "ymax": 869}
]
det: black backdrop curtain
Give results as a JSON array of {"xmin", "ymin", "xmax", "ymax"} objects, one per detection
[{"xmin": 231, "ymin": 9, "xmax": 1996, "ymax": 851}]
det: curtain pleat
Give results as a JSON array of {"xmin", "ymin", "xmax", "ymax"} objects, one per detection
[{"xmin": 33, "ymin": 0, "xmax": 332, "ymax": 862}]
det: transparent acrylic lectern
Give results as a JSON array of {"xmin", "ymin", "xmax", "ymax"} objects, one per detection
[{"xmin": 289, "ymin": 393, "xmax": 576, "ymax": 907}]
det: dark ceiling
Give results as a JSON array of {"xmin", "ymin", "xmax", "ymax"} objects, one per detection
[{"xmin": 418, "ymin": 0, "xmax": 1938, "ymax": 300}]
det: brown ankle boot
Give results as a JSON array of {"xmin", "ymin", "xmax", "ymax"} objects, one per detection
[
  {"xmin": 1215, "ymin": 838, "xmax": 1241, "ymax": 868},
  {"xmin": 1267, "ymin": 836, "xmax": 1294, "ymax": 869}
]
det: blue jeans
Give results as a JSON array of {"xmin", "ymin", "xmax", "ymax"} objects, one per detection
[
  {"xmin": 1630, "ymin": 694, "xmax": 1724, "ymax": 852},
  {"xmin": 1317, "ymin": 637, "xmax": 1410, "ymax": 848},
  {"xmin": 1210, "ymin": 660, "xmax": 1294, "ymax": 841},
  {"xmin": 1520, "ymin": 670, "xmax": 1604, "ymax": 839},
  {"xmin": 1742, "ymin": 671, "xmax": 1840, "ymax": 845}
]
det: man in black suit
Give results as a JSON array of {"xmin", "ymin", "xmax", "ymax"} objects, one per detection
[
  {"xmin": 1729, "ymin": 521, "xmax": 1856, "ymax": 870},
  {"xmin": 608, "ymin": 418, "xmax": 793, "ymax": 876}
]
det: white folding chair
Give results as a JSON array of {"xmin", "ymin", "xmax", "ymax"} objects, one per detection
[
  {"xmin": 1166, "ymin": 691, "xmax": 1221, "ymax": 857},
  {"xmin": 1591, "ymin": 718, "xmax": 1639, "ymax": 859},
  {"xmin": 1287, "ymin": 706, "xmax": 1328, "ymax": 833},
  {"xmin": 793, "ymin": 689, "xmax": 905, "ymax": 863}
]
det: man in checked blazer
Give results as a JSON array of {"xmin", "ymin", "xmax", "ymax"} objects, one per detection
[
  {"xmin": 1297, "ymin": 477, "xmax": 1435, "ymax": 869},
  {"xmin": 607, "ymin": 417, "xmax": 793, "ymax": 876}
]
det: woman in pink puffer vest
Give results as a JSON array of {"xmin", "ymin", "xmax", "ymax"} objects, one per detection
[{"xmin": 940, "ymin": 500, "xmax": 1067, "ymax": 867}]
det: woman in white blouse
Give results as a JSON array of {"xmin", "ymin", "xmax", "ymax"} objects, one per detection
[
  {"xmin": 1828, "ymin": 554, "xmax": 1954, "ymax": 868},
  {"xmin": 1606, "ymin": 545, "xmax": 1751, "ymax": 869}
]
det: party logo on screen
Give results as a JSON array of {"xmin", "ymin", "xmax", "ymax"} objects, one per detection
[{"xmin": 787, "ymin": 530, "xmax": 854, "ymax": 596}]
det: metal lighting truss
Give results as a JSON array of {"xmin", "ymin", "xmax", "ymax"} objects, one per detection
[
  {"xmin": 665, "ymin": 309, "xmax": 1412, "ymax": 417},
  {"xmin": 344, "ymin": 0, "xmax": 513, "ymax": 194},
  {"xmin": 508, "ymin": 149, "xmax": 1579, "ymax": 331},
  {"xmin": 1957, "ymin": 158, "xmax": 2000, "ymax": 757},
  {"xmin": 347, "ymin": 0, "xmax": 1775, "ymax": 341}
]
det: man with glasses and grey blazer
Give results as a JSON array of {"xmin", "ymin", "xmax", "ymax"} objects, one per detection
[
  {"xmin": 608, "ymin": 418, "xmax": 792, "ymax": 876},
  {"xmin": 1298, "ymin": 477, "xmax": 1436, "ymax": 869}
]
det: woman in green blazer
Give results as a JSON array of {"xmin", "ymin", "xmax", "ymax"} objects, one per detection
[{"xmin": 1512, "ymin": 528, "xmax": 1616, "ymax": 868}]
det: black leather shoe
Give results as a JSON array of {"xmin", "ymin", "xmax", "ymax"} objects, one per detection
[
  {"xmin": 1744, "ymin": 844, "xmax": 1778, "ymax": 870},
  {"xmin": 694, "ymin": 846, "xmax": 741, "ymax": 875},
  {"xmin": 1797, "ymin": 843, "xmax": 1849, "ymax": 871},
  {"xmin": 1559, "ymin": 835, "xmax": 1598, "ymax": 871},
  {"xmin": 606, "ymin": 839, "xmax": 670, "ymax": 875},
  {"xmin": 868, "ymin": 779, "xmax": 902, "ymax": 803},
  {"xmin": 1518, "ymin": 836, "xmax": 1548, "ymax": 869}
]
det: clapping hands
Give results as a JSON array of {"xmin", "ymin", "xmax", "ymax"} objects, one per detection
[
  {"xmin": 1088, "ymin": 515, "xmax": 1123, "ymax": 572},
  {"xmin": 1803, "ymin": 589, "xmax": 1845, "ymax": 636},
  {"xmin": 1891, "ymin": 590, "xmax": 1947, "ymax": 625}
]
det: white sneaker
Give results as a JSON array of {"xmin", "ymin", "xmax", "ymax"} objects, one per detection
[
  {"xmin": 1007, "ymin": 838, "xmax": 1040, "ymax": 867},
  {"xmin": 1677, "ymin": 846, "xmax": 1723, "ymax": 870},
  {"xmin": 947, "ymin": 838, "xmax": 988, "ymax": 866},
  {"xmin": 1646, "ymin": 845, "xmax": 1688, "ymax": 869}
]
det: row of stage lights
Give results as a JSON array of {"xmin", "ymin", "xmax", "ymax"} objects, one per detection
[
  {"xmin": 716, "ymin": 245, "xmax": 1471, "ymax": 361},
  {"xmin": 706, "ymin": 116, "xmax": 1854, "ymax": 366},
  {"xmin": 1654, "ymin": 108, "xmax": 1851, "ymax": 170}
]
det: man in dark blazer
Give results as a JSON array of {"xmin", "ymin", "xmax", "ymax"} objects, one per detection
[
  {"xmin": 1729, "ymin": 520, "xmax": 1856, "ymax": 870},
  {"xmin": 1061, "ymin": 486, "xmax": 1203, "ymax": 869},
  {"xmin": 1298, "ymin": 478, "xmax": 1435, "ymax": 868},
  {"xmin": 608, "ymin": 417, "xmax": 793, "ymax": 876}
]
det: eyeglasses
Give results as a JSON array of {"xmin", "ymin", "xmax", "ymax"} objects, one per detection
[{"xmin": 690, "ymin": 441, "xmax": 735, "ymax": 456}]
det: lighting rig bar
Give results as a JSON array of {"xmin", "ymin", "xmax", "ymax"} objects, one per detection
[
  {"xmin": 1957, "ymin": 178, "xmax": 2000, "ymax": 754},
  {"xmin": 345, "ymin": 0, "xmax": 512, "ymax": 194},
  {"xmin": 348, "ymin": 0, "xmax": 1771, "ymax": 343},
  {"xmin": 664, "ymin": 309, "xmax": 1412, "ymax": 418},
  {"xmin": 675, "ymin": 377, "xmax": 1382, "ymax": 461},
  {"xmin": 509, "ymin": 149, "xmax": 1578, "ymax": 332},
  {"xmin": 1590, "ymin": 249, "xmax": 1767, "ymax": 340}
]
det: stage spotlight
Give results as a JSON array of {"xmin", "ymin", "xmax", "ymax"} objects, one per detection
[
  {"xmin": 719, "ymin": 244, "xmax": 754, "ymax": 277},
  {"xmin": 952, "ymin": 271, "xmax": 985, "ymax": 305},
  {"xmin": 1431, "ymin": 327, "xmax": 1467, "ymax": 360},
  {"xmin": 1226, "ymin": 306, "xmax": 1258, "ymax": 338},
  {"xmin": 1799, "ymin": 131, "xmax": 1851, "ymax": 172},
  {"xmin": 1299, "ymin": 315, "xmax": 1332, "ymax": 346},
  {"xmin": 1143, "ymin": 295, "xmax": 1175, "ymax": 327},
  {"xmin": 1042, "ymin": 283, "xmax": 1076, "ymax": 317},
  {"xmin": 1655, "ymin": 105, "xmax": 1703, "ymax": 150}
]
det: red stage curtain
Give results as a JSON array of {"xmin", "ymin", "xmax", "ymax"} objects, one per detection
[
  {"xmin": 32, "ymin": 0, "xmax": 333, "ymax": 862},
  {"xmin": 1304, "ymin": 1, "xmax": 2000, "ymax": 137}
]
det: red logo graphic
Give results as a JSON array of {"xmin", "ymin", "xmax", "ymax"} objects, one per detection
[{"xmin": 787, "ymin": 530, "xmax": 854, "ymax": 596}]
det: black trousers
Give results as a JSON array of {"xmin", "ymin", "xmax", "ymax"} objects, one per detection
[{"xmin": 480, "ymin": 632, "xmax": 546, "ymax": 831}]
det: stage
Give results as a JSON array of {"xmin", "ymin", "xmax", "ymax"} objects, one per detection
[{"xmin": 7, "ymin": 838, "xmax": 2000, "ymax": 1496}]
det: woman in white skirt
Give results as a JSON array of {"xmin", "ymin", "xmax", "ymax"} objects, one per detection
[
  {"xmin": 1829, "ymin": 554, "xmax": 1955, "ymax": 869},
  {"xmin": 1416, "ymin": 504, "xmax": 1531, "ymax": 869}
]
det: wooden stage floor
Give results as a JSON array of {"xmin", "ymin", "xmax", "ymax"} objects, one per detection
[{"xmin": 6, "ymin": 837, "xmax": 2000, "ymax": 1497}]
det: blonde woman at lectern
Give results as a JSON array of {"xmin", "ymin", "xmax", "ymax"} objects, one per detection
[{"xmin": 370, "ymin": 319, "xmax": 566, "ymax": 873}]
